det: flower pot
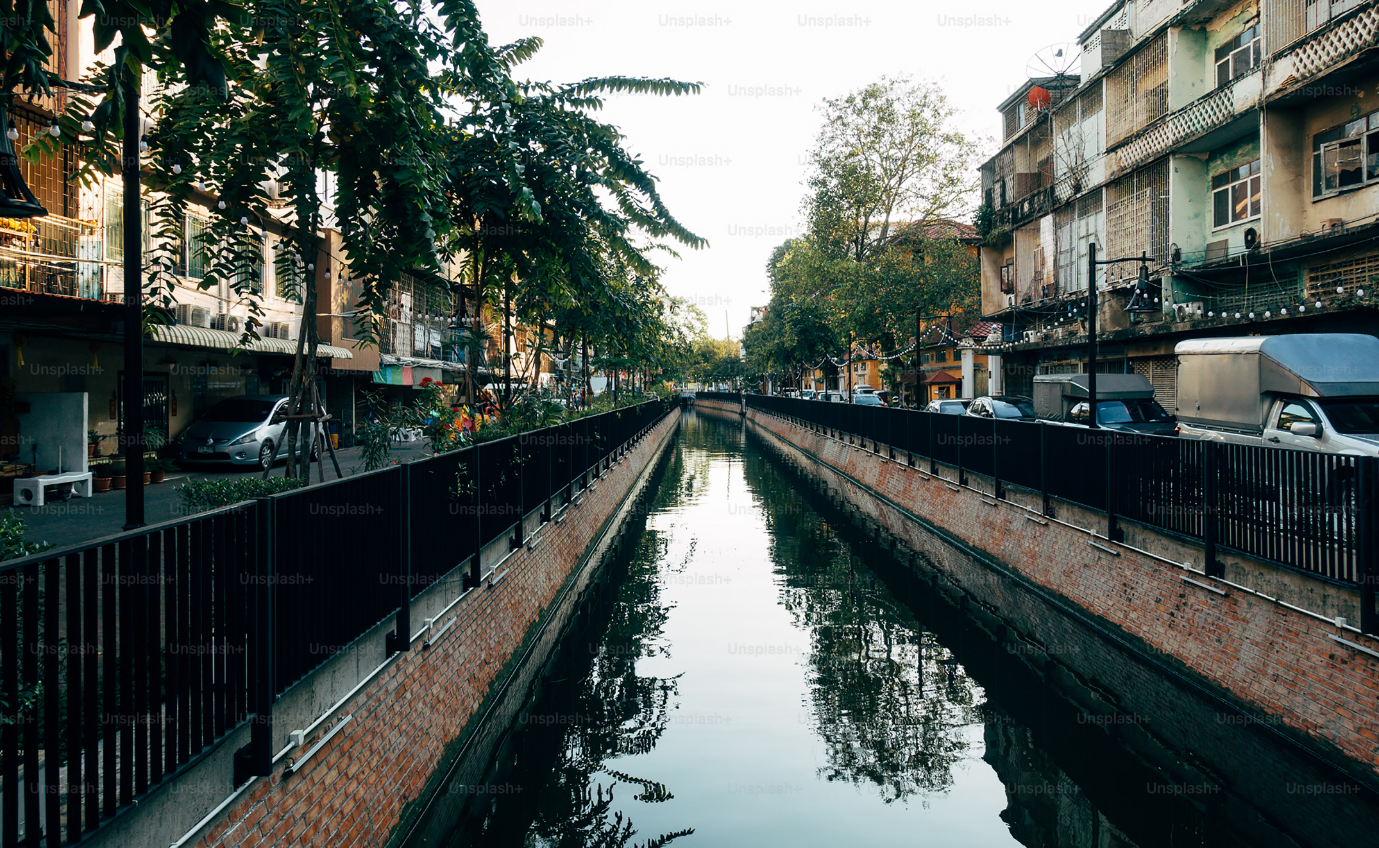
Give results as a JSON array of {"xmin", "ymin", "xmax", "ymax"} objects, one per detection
[
  {"xmin": 142, "ymin": 471, "xmax": 152, "ymax": 485},
  {"xmin": 93, "ymin": 477, "xmax": 111, "ymax": 493},
  {"xmin": 88, "ymin": 444, "xmax": 97, "ymax": 458},
  {"xmin": 150, "ymin": 470, "xmax": 165, "ymax": 484},
  {"xmin": 112, "ymin": 475, "xmax": 127, "ymax": 489}
]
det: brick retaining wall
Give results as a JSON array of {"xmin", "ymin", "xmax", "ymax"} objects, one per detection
[
  {"xmin": 103, "ymin": 409, "xmax": 681, "ymax": 848},
  {"xmin": 695, "ymin": 399, "xmax": 1379, "ymax": 780}
]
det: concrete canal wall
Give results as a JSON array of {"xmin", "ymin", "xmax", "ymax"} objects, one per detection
[
  {"xmin": 694, "ymin": 398, "xmax": 1379, "ymax": 783},
  {"xmin": 94, "ymin": 409, "xmax": 680, "ymax": 848}
]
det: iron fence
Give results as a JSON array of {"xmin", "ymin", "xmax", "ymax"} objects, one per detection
[
  {"xmin": 0, "ymin": 399, "xmax": 672, "ymax": 846},
  {"xmin": 746, "ymin": 395, "xmax": 1377, "ymax": 632}
]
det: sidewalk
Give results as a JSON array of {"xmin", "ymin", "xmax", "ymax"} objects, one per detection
[{"xmin": 12, "ymin": 442, "xmax": 430, "ymax": 551}]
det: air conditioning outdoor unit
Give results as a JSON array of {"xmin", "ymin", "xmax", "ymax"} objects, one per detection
[
  {"xmin": 212, "ymin": 314, "xmax": 242, "ymax": 333},
  {"xmin": 175, "ymin": 304, "xmax": 211, "ymax": 328},
  {"xmin": 265, "ymin": 322, "xmax": 294, "ymax": 340},
  {"xmin": 1172, "ymin": 301, "xmax": 1204, "ymax": 322}
]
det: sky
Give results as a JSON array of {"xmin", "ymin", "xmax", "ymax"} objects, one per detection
[{"xmin": 474, "ymin": 0, "xmax": 1107, "ymax": 339}]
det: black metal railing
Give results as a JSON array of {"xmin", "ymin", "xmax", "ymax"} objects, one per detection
[
  {"xmin": 746, "ymin": 395, "xmax": 1377, "ymax": 632},
  {"xmin": 0, "ymin": 399, "xmax": 673, "ymax": 846},
  {"xmin": 694, "ymin": 391, "xmax": 742, "ymax": 404}
]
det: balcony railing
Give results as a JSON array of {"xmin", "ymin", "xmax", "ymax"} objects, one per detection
[
  {"xmin": 1107, "ymin": 71, "xmax": 1260, "ymax": 179},
  {"xmin": 0, "ymin": 214, "xmax": 102, "ymax": 299}
]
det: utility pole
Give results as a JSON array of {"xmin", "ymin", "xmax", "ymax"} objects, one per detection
[
  {"xmin": 846, "ymin": 332, "xmax": 853, "ymax": 400},
  {"xmin": 914, "ymin": 308, "xmax": 922, "ymax": 408},
  {"xmin": 122, "ymin": 66, "xmax": 145, "ymax": 529}
]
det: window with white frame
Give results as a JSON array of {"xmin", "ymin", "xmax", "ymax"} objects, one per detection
[
  {"xmin": 1214, "ymin": 21, "xmax": 1260, "ymax": 88},
  {"xmin": 1212, "ymin": 159, "xmax": 1261, "ymax": 228},
  {"xmin": 1312, "ymin": 109, "xmax": 1379, "ymax": 199}
]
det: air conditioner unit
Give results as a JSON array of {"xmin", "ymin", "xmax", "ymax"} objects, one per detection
[
  {"xmin": 212, "ymin": 314, "xmax": 242, "ymax": 333},
  {"xmin": 265, "ymin": 322, "xmax": 295, "ymax": 341},
  {"xmin": 1172, "ymin": 302, "xmax": 1204, "ymax": 322},
  {"xmin": 1004, "ymin": 294, "xmax": 1016, "ymax": 308},
  {"xmin": 175, "ymin": 304, "xmax": 211, "ymax": 328}
]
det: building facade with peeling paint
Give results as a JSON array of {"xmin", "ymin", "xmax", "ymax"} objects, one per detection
[{"xmin": 977, "ymin": 0, "xmax": 1379, "ymax": 411}]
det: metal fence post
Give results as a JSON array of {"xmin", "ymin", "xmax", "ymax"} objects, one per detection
[
  {"xmin": 1359, "ymin": 457, "xmax": 1377, "ymax": 634},
  {"xmin": 388, "ymin": 464, "xmax": 412, "ymax": 656},
  {"xmin": 993, "ymin": 424, "xmax": 1004, "ymax": 501},
  {"xmin": 237, "ymin": 499, "xmax": 276, "ymax": 784},
  {"xmin": 1106, "ymin": 433, "xmax": 1119, "ymax": 541},
  {"xmin": 1040, "ymin": 423, "xmax": 1050, "ymax": 516},
  {"xmin": 1203, "ymin": 442, "xmax": 1222, "ymax": 578}
]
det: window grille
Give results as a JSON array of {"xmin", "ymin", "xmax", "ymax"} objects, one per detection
[
  {"xmin": 1106, "ymin": 33, "xmax": 1168, "ymax": 147},
  {"xmin": 1306, "ymin": 252, "xmax": 1379, "ymax": 300},
  {"xmin": 1105, "ymin": 160, "xmax": 1169, "ymax": 273}
]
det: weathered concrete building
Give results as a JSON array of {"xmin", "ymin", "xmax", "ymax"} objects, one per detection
[{"xmin": 978, "ymin": 0, "xmax": 1379, "ymax": 405}]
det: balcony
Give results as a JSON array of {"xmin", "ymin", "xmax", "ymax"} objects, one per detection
[
  {"xmin": 0, "ymin": 213, "xmax": 102, "ymax": 300},
  {"xmin": 1107, "ymin": 71, "xmax": 1261, "ymax": 179}
]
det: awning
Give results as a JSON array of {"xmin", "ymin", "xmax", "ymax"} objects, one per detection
[
  {"xmin": 922, "ymin": 370, "xmax": 961, "ymax": 384},
  {"xmin": 149, "ymin": 324, "xmax": 354, "ymax": 359},
  {"xmin": 379, "ymin": 352, "xmax": 466, "ymax": 373}
]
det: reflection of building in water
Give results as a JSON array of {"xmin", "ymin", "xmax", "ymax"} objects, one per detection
[{"xmin": 984, "ymin": 718, "xmax": 1140, "ymax": 848}]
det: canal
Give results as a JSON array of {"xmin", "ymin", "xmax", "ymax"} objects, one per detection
[{"xmin": 434, "ymin": 409, "xmax": 1379, "ymax": 847}]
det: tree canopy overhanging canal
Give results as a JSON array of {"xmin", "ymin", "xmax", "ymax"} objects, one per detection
[{"xmin": 428, "ymin": 410, "xmax": 1379, "ymax": 848}]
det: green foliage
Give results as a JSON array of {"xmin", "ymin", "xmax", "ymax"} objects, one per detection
[
  {"xmin": 1, "ymin": 510, "xmax": 52, "ymax": 562},
  {"xmin": 174, "ymin": 476, "xmax": 306, "ymax": 514}
]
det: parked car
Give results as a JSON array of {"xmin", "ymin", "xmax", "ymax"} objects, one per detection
[
  {"xmin": 1175, "ymin": 334, "xmax": 1379, "ymax": 455},
  {"xmin": 175, "ymin": 395, "xmax": 321, "ymax": 470},
  {"xmin": 800, "ymin": 389, "xmax": 818, "ymax": 400},
  {"xmin": 965, "ymin": 395, "xmax": 1036, "ymax": 420},
  {"xmin": 1033, "ymin": 374, "xmax": 1176, "ymax": 435},
  {"xmin": 852, "ymin": 393, "xmax": 885, "ymax": 406},
  {"xmin": 819, "ymin": 391, "xmax": 846, "ymax": 403},
  {"xmin": 926, "ymin": 398, "xmax": 973, "ymax": 415}
]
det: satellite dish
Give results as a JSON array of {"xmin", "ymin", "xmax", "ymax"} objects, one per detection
[{"xmin": 1026, "ymin": 43, "xmax": 1082, "ymax": 81}]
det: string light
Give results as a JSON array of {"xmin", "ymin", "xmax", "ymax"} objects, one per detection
[
  {"xmin": 171, "ymin": 163, "xmax": 182, "ymax": 174},
  {"xmin": 81, "ymin": 120, "xmax": 94, "ymax": 133},
  {"xmin": 138, "ymin": 139, "xmax": 148, "ymax": 152},
  {"xmin": 49, "ymin": 124, "xmax": 60, "ymax": 137},
  {"xmin": 6, "ymin": 128, "xmax": 17, "ymax": 141}
]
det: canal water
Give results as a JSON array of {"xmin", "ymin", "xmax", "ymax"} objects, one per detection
[{"xmin": 438, "ymin": 410, "xmax": 1379, "ymax": 847}]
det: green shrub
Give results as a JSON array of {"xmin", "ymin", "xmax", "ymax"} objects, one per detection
[
  {"xmin": 175, "ymin": 476, "xmax": 307, "ymax": 515},
  {"xmin": 2, "ymin": 509, "xmax": 52, "ymax": 562}
]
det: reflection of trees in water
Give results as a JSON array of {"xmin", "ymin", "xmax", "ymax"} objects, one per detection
[
  {"xmin": 743, "ymin": 449, "xmax": 982, "ymax": 803},
  {"xmin": 520, "ymin": 447, "xmax": 694, "ymax": 847}
]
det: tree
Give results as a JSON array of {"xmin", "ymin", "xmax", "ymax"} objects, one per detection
[{"xmin": 805, "ymin": 76, "xmax": 980, "ymax": 263}]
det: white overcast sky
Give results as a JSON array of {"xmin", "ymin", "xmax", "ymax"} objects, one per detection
[{"xmin": 474, "ymin": 0, "xmax": 1104, "ymax": 338}]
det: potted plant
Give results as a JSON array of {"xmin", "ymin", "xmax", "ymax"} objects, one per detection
[
  {"xmin": 147, "ymin": 457, "xmax": 175, "ymax": 484},
  {"xmin": 88, "ymin": 429, "xmax": 101, "ymax": 458},
  {"xmin": 109, "ymin": 459, "xmax": 127, "ymax": 490},
  {"xmin": 92, "ymin": 463, "xmax": 111, "ymax": 493}
]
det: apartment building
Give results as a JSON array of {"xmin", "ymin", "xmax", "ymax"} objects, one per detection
[
  {"xmin": 978, "ymin": 0, "xmax": 1379, "ymax": 405},
  {"xmin": 0, "ymin": 4, "xmax": 501, "ymax": 472}
]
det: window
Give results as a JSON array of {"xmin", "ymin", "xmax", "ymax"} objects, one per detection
[
  {"xmin": 1214, "ymin": 22, "xmax": 1260, "ymax": 88},
  {"xmin": 1313, "ymin": 110, "xmax": 1379, "ymax": 198},
  {"xmin": 936, "ymin": 350, "xmax": 948, "ymax": 363},
  {"xmin": 105, "ymin": 192, "xmax": 123, "ymax": 261},
  {"xmin": 183, "ymin": 215, "xmax": 207, "ymax": 279},
  {"xmin": 234, "ymin": 235, "xmax": 265, "ymax": 295},
  {"xmin": 1212, "ymin": 159, "xmax": 1261, "ymax": 228}
]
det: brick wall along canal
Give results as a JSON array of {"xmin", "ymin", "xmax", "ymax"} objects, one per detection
[{"xmin": 426, "ymin": 410, "xmax": 1379, "ymax": 848}]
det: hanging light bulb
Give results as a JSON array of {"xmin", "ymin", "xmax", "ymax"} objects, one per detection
[
  {"xmin": 195, "ymin": 180, "xmax": 205, "ymax": 191},
  {"xmin": 240, "ymin": 216, "xmax": 248, "ymax": 225},
  {"xmin": 1208, "ymin": 311, "xmax": 1215, "ymax": 317},
  {"xmin": 1337, "ymin": 286, "xmax": 1345, "ymax": 294},
  {"xmin": 1248, "ymin": 312, "xmax": 1255, "ymax": 319},
  {"xmin": 6, "ymin": 128, "xmax": 18, "ymax": 141},
  {"xmin": 1359, "ymin": 289, "xmax": 1366, "ymax": 297},
  {"xmin": 1280, "ymin": 307, "xmax": 1288, "ymax": 314},
  {"xmin": 1264, "ymin": 311, "xmax": 1271, "ymax": 318},
  {"xmin": 307, "ymin": 263, "xmax": 314, "ymax": 271},
  {"xmin": 81, "ymin": 120, "xmax": 95, "ymax": 133},
  {"xmin": 218, "ymin": 200, "xmax": 227, "ymax": 209},
  {"xmin": 49, "ymin": 124, "xmax": 60, "ymax": 137},
  {"xmin": 1298, "ymin": 306, "xmax": 1305, "ymax": 313},
  {"xmin": 138, "ymin": 139, "xmax": 148, "ymax": 152},
  {"xmin": 1315, "ymin": 301, "xmax": 1322, "ymax": 308},
  {"xmin": 1234, "ymin": 313, "xmax": 1241, "ymax": 319},
  {"xmin": 171, "ymin": 163, "xmax": 182, "ymax": 175}
]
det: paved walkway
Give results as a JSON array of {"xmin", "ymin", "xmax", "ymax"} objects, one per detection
[{"xmin": 12, "ymin": 442, "xmax": 430, "ymax": 551}]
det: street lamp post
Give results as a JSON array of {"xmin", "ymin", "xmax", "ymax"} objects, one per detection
[{"xmin": 1084, "ymin": 243, "xmax": 1151, "ymax": 429}]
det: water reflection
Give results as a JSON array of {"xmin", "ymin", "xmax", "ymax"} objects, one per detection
[{"xmin": 440, "ymin": 409, "xmax": 1379, "ymax": 848}]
